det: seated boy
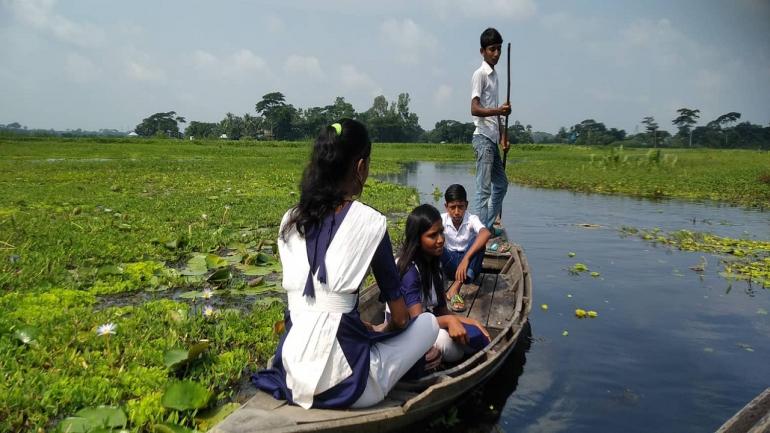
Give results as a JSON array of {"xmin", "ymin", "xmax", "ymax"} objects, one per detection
[{"xmin": 441, "ymin": 184, "xmax": 491, "ymax": 312}]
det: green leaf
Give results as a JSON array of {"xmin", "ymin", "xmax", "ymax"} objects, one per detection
[
  {"xmin": 164, "ymin": 349, "xmax": 189, "ymax": 369},
  {"xmin": 74, "ymin": 406, "xmax": 127, "ymax": 429},
  {"xmin": 97, "ymin": 264, "xmax": 123, "ymax": 276},
  {"xmin": 178, "ymin": 291, "xmax": 202, "ymax": 299},
  {"xmin": 188, "ymin": 340, "xmax": 210, "ymax": 360},
  {"xmin": 205, "ymin": 254, "xmax": 228, "ymax": 270},
  {"xmin": 180, "ymin": 255, "xmax": 207, "ymax": 276},
  {"xmin": 195, "ymin": 403, "xmax": 241, "ymax": 431},
  {"xmin": 152, "ymin": 423, "xmax": 198, "ymax": 433},
  {"xmin": 207, "ymin": 268, "xmax": 232, "ymax": 283},
  {"xmin": 254, "ymin": 296, "xmax": 284, "ymax": 308},
  {"xmin": 235, "ymin": 263, "xmax": 280, "ymax": 276},
  {"xmin": 13, "ymin": 326, "xmax": 38, "ymax": 345},
  {"xmin": 161, "ymin": 381, "xmax": 211, "ymax": 411},
  {"xmin": 56, "ymin": 417, "xmax": 91, "ymax": 433}
]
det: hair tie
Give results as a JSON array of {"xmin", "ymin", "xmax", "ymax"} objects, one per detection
[{"xmin": 330, "ymin": 123, "xmax": 342, "ymax": 135}]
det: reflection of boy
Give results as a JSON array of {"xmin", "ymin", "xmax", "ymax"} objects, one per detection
[
  {"xmin": 441, "ymin": 184, "xmax": 491, "ymax": 302},
  {"xmin": 471, "ymin": 27, "xmax": 510, "ymax": 230}
]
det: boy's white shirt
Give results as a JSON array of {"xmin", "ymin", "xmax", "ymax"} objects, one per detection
[
  {"xmin": 442, "ymin": 211, "xmax": 485, "ymax": 252},
  {"xmin": 470, "ymin": 60, "xmax": 500, "ymax": 142},
  {"xmin": 278, "ymin": 201, "xmax": 387, "ymax": 409}
]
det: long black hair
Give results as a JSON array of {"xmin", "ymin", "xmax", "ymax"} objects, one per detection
[
  {"xmin": 281, "ymin": 118, "xmax": 371, "ymax": 239},
  {"xmin": 397, "ymin": 204, "xmax": 444, "ymax": 303}
]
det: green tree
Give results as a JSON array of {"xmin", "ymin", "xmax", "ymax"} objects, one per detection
[
  {"xmin": 184, "ymin": 121, "xmax": 219, "ymax": 138},
  {"xmin": 219, "ymin": 112, "xmax": 244, "ymax": 140},
  {"xmin": 707, "ymin": 112, "xmax": 741, "ymax": 147},
  {"xmin": 672, "ymin": 108, "xmax": 700, "ymax": 147},
  {"xmin": 135, "ymin": 111, "xmax": 185, "ymax": 138},
  {"xmin": 642, "ymin": 116, "xmax": 659, "ymax": 147},
  {"xmin": 255, "ymin": 92, "xmax": 298, "ymax": 140}
]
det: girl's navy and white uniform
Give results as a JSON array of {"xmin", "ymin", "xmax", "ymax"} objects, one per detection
[{"xmin": 253, "ymin": 201, "xmax": 438, "ymax": 409}]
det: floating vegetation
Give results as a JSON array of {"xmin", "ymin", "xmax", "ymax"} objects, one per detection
[{"xmin": 621, "ymin": 227, "xmax": 770, "ymax": 288}]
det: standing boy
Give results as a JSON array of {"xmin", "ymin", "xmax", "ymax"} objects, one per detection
[
  {"xmin": 470, "ymin": 27, "xmax": 511, "ymax": 231},
  {"xmin": 441, "ymin": 184, "xmax": 492, "ymax": 312}
]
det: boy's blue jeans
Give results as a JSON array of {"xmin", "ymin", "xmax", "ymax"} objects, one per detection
[
  {"xmin": 441, "ymin": 243, "xmax": 484, "ymax": 284},
  {"xmin": 472, "ymin": 134, "xmax": 508, "ymax": 229}
]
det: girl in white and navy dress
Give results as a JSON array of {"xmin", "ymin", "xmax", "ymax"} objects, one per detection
[
  {"xmin": 252, "ymin": 119, "xmax": 438, "ymax": 409},
  {"xmin": 394, "ymin": 204, "xmax": 490, "ymax": 365}
]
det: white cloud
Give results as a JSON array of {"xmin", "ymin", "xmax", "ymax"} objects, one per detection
[
  {"xmin": 126, "ymin": 61, "xmax": 166, "ymax": 82},
  {"xmin": 339, "ymin": 64, "xmax": 380, "ymax": 95},
  {"xmin": 431, "ymin": 0, "xmax": 536, "ymax": 20},
  {"xmin": 4, "ymin": 0, "xmax": 103, "ymax": 47},
  {"xmin": 284, "ymin": 55, "xmax": 324, "ymax": 79},
  {"xmin": 65, "ymin": 52, "xmax": 100, "ymax": 83},
  {"xmin": 233, "ymin": 49, "xmax": 267, "ymax": 72},
  {"xmin": 433, "ymin": 84, "xmax": 453, "ymax": 106},
  {"xmin": 380, "ymin": 18, "xmax": 437, "ymax": 64},
  {"xmin": 192, "ymin": 49, "xmax": 269, "ymax": 78},
  {"xmin": 193, "ymin": 50, "xmax": 217, "ymax": 68}
]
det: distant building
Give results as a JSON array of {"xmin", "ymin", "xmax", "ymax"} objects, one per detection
[
  {"xmin": 127, "ymin": 131, "xmax": 138, "ymax": 137},
  {"xmin": 219, "ymin": 134, "xmax": 228, "ymax": 139}
]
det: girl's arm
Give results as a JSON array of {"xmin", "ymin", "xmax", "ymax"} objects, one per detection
[
  {"xmin": 434, "ymin": 305, "xmax": 491, "ymax": 342},
  {"xmin": 370, "ymin": 231, "xmax": 410, "ymax": 330}
]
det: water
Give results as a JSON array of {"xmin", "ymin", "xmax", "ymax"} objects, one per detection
[{"xmin": 382, "ymin": 162, "xmax": 770, "ymax": 433}]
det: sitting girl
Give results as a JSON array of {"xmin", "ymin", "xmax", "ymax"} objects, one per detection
[{"xmin": 394, "ymin": 204, "xmax": 491, "ymax": 365}]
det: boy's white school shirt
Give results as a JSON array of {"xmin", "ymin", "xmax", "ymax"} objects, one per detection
[
  {"xmin": 441, "ymin": 211, "xmax": 486, "ymax": 252},
  {"xmin": 470, "ymin": 60, "xmax": 500, "ymax": 142}
]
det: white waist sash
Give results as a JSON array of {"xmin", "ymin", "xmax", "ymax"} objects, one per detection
[{"xmin": 288, "ymin": 289, "xmax": 357, "ymax": 314}]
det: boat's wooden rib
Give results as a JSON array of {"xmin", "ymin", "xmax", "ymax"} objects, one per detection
[{"xmin": 211, "ymin": 243, "xmax": 532, "ymax": 433}]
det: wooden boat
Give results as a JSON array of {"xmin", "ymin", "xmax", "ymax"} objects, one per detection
[
  {"xmin": 211, "ymin": 242, "xmax": 532, "ymax": 433},
  {"xmin": 716, "ymin": 387, "xmax": 770, "ymax": 433}
]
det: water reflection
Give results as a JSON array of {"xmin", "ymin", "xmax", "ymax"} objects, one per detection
[{"xmin": 386, "ymin": 161, "xmax": 770, "ymax": 433}]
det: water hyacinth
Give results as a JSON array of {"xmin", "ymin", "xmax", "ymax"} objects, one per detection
[{"xmin": 96, "ymin": 323, "xmax": 117, "ymax": 336}]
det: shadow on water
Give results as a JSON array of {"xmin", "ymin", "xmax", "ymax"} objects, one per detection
[{"xmin": 415, "ymin": 322, "xmax": 534, "ymax": 433}]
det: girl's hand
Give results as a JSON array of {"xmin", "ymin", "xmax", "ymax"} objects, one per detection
[
  {"xmin": 424, "ymin": 346, "xmax": 442, "ymax": 371},
  {"xmin": 471, "ymin": 319, "xmax": 491, "ymax": 342},
  {"xmin": 447, "ymin": 316, "xmax": 469, "ymax": 345}
]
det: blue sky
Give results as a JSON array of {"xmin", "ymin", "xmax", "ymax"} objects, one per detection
[{"xmin": 1, "ymin": 0, "xmax": 768, "ymax": 134}]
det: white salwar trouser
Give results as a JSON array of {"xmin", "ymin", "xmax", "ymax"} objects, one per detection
[
  {"xmin": 352, "ymin": 313, "xmax": 439, "ymax": 408},
  {"xmin": 434, "ymin": 329, "xmax": 466, "ymax": 363}
]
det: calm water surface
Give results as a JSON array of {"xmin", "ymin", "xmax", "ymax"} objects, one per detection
[{"xmin": 380, "ymin": 162, "xmax": 770, "ymax": 433}]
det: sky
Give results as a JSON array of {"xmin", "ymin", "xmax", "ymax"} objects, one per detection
[{"xmin": 1, "ymin": 0, "xmax": 769, "ymax": 134}]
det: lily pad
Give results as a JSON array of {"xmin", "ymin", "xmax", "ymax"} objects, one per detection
[
  {"xmin": 164, "ymin": 341, "xmax": 210, "ymax": 369},
  {"xmin": 235, "ymin": 264, "xmax": 276, "ymax": 276},
  {"xmin": 74, "ymin": 406, "xmax": 127, "ymax": 429},
  {"xmin": 194, "ymin": 403, "xmax": 240, "ymax": 431},
  {"xmin": 207, "ymin": 268, "xmax": 232, "ymax": 283},
  {"xmin": 254, "ymin": 296, "xmax": 285, "ymax": 308},
  {"xmin": 152, "ymin": 423, "xmax": 197, "ymax": 433},
  {"xmin": 56, "ymin": 417, "xmax": 91, "ymax": 433},
  {"xmin": 205, "ymin": 254, "xmax": 228, "ymax": 270},
  {"xmin": 161, "ymin": 381, "xmax": 211, "ymax": 411},
  {"xmin": 180, "ymin": 255, "xmax": 207, "ymax": 276}
]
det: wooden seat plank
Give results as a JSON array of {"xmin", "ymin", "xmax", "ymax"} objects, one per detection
[{"xmin": 466, "ymin": 273, "xmax": 496, "ymax": 327}]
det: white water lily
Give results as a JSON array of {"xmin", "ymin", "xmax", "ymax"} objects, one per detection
[
  {"xmin": 202, "ymin": 288, "xmax": 214, "ymax": 299},
  {"xmin": 96, "ymin": 323, "xmax": 117, "ymax": 336},
  {"xmin": 203, "ymin": 305, "xmax": 215, "ymax": 318}
]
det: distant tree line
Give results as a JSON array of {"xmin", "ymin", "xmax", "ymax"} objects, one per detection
[
  {"xmin": 0, "ymin": 122, "xmax": 127, "ymax": 138},
  {"xmin": 4, "ymin": 99, "xmax": 769, "ymax": 149}
]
